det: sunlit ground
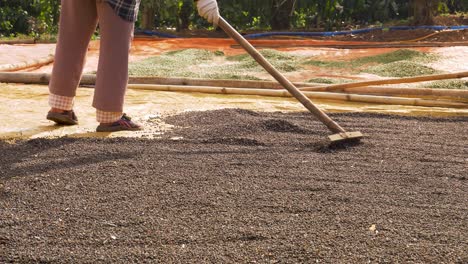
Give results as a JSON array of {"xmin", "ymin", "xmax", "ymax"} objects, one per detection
[
  {"xmin": 1, "ymin": 83, "xmax": 466, "ymax": 140},
  {"xmin": 1, "ymin": 39, "xmax": 467, "ymax": 140}
]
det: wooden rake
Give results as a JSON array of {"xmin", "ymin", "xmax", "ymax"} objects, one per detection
[{"xmin": 217, "ymin": 17, "xmax": 363, "ymax": 143}]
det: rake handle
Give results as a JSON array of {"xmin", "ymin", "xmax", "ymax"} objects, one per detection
[{"xmin": 217, "ymin": 17, "xmax": 346, "ymax": 134}]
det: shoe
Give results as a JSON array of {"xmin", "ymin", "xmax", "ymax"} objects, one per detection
[
  {"xmin": 47, "ymin": 110, "xmax": 78, "ymax": 125},
  {"xmin": 96, "ymin": 114, "xmax": 142, "ymax": 132}
]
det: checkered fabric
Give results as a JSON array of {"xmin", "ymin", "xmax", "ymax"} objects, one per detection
[
  {"xmin": 96, "ymin": 110, "xmax": 123, "ymax": 123},
  {"xmin": 105, "ymin": 0, "xmax": 141, "ymax": 22},
  {"xmin": 49, "ymin": 93, "xmax": 74, "ymax": 111}
]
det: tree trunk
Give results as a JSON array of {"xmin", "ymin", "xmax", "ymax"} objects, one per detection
[
  {"xmin": 270, "ymin": 0, "xmax": 297, "ymax": 30},
  {"xmin": 52, "ymin": 0, "xmax": 60, "ymax": 26},
  {"xmin": 141, "ymin": 6, "xmax": 155, "ymax": 30},
  {"xmin": 412, "ymin": 0, "xmax": 436, "ymax": 25},
  {"xmin": 177, "ymin": 0, "xmax": 192, "ymax": 31}
]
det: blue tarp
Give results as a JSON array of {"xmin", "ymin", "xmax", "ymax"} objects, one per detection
[
  {"xmin": 243, "ymin": 25, "xmax": 468, "ymax": 39},
  {"xmin": 244, "ymin": 28, "xmax": 382, "ymax": 39},
  {"xmin": 135, "ymin": 30, "xmax": 180, "ymax": 38},
  {"xmin": 134, "ymin": 25, "xmax": 468, "ymax": 39}
]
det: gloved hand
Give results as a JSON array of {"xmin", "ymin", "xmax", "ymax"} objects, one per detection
[{"xmin": 196, "ymin": 0, "xmax": 220, "ymax": 25}]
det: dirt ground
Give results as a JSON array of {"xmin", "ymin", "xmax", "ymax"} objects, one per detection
[
  {"xmin": 2, "ymin": 38, "xmax": 465, "ymax": 84},
  {"xmin": 1, "ymin": 21, "xmax": 467, "ymax": 263},
  {"xmin": 167, "ymin": 26, "xmax": 468, "ymax": 42},
  {"xmin": 1, "ymin": 109, "xmax": 467, "ymax": 263},
  {"xmin": 2, "ymin": 27, "xmax": 467, "ymax": 76},
  {"xmin": 330, "ymin": 29, "xmax": 468, "ymax": 42}
]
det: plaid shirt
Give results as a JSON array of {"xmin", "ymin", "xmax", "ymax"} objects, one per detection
[{"xmin": 106, "ymin": 0, "xmax": 141, "ymax": 22}]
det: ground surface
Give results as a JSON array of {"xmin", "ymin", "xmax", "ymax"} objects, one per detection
[
  {"xmin": 2, "ymin": 29, "xmax": 467, "ymax": 80},
  {"xmin": 334, "ymin": 28, "xmax": 468, "ymax": 42},
  {"xmin": 1, "ymin": 109, "xmax": 467, "ymax": 263}
]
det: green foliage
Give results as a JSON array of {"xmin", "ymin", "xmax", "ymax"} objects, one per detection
[
  {"xmin": 128, "ymin": 47, "xmax": 442, "ymax": 80},
  {"xmin": 444, "ymin": 0, "xmax": 468, "ymax": 13},
  {"xmin": 227, "ymin": 49, "xmax": 296, "ymax": 62},
  {"xmin": 128, "ymin": 48, "xmax": 305, "ymax": 79},
  {"xmin": 128, "ymin": 49, "xmax": 264, "ymax": 80},
  {"xmin": 226, "ymin": 49, "xmax": 300, "ymax": 72},
  {"xmin": 302, "ymin": 49, "xmax": 439, "ymax": 77},
  {"xmin": 352, "ymin": 49, "xmax": 436, "ymax": 65},
  {"xmin": 213, "ymin": 50, "xmax": 225, "ymax": 56},
  {"xmin": 2, "ymin": 0, "xmax": 467, "ymax": 36},
  {"xmin": 307, "ymin": 77, "xmax": 352, "ymax": 84},
  {"xmin": 0, "ymin": 0, "xmax": 59, "ymax": 37},
  {"xmin": 129, "ymin": 49, "xmax": 215, "ymax": 76},
  {"xmin": 303, "ymin": 60, "xmax": 348, "ymax": 68},
  {"xmin": 427, "ymin": 80, "xmax": 468, "ymax": 89},
  {"xmin": 230, "ymin": 1, "xmax": 274, "ymax": 29},
  {"xmin": 366, "ymin": 61, "xmax": 439, "ymax": 77},
  {"xmin": 303, "ymin": 49, "xmax": 436, "ymax": 71},
  {"xmin": 358, "ymin": 50, "xmax": 439, "ymax": 77}
]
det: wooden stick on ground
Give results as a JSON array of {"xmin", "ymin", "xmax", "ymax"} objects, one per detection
[
  {"xmin": 0, "ymin": 72, "xmax": 310, "ymax": 89},
  {"xmin": 1, "ymin": 72, "xmax": 467, "ymax": 101},
  {"xmin": 0, "ymin": 39, "xmax": 36, "ymax": 45},
  {"xmin": 127, "ymin": 84, "xmax": 468, "ymax": 109},
  {"xmin": 331, "ymin": 86, "xmax": 468, "ymax": 101},
  {"xmin": 300, "ymin": 71, "xmax": 468, "ymax": 92},
  {"xmin": 0, "ymin": 55, "xmax": 55, "ymax": 72}
]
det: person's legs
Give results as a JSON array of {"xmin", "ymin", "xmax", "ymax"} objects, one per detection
[
  {"xmin": 48, "ymin": 0, "xmax": 98, "ymax": 117},
  {"xmin": 93, "ymin": 0, "xmax": 134, "ymax": 124}
]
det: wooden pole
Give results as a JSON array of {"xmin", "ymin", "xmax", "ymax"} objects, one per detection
[
  {"xmin": 217, "ymin": 17, "xmax": 348, "ymax": 134},
  {"xmin": 128, "ymin": 76, "xmax": 297, "ymax": 89},
  {"xmin": 1, "ymin": 72, "xmax": 467, "ymax": 100},
  {"xmin": 300, "ymin": 71, "xmax": 468, "ymax": 92},
  {"xmin": 0, "ymin": 72, "xmax": 53, "ymax": 84},
  {"xmin": 0, "ymin": 72, "xmax": 310, "ymax": 89},
  {"xmin": 127, "ymin": 84, "xmax": 468, "ymax": 109},
  {"xmin": 1, "ymin": 69, "xmax": 464, "ymax": 108},
  {"xmin": 0, "ymin": 39, "xmax": 36, "ymax": 45},
  {"xmin": 307, "ymin": 86, "xmax": 468, "ymax": 100},
  {"xmin": 0, "ymin": 55, "xmax": 55, "ymax": 72}
]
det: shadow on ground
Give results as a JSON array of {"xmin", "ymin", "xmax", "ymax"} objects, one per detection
[{"xmin": 1, "ymin": 109, "xmax": 467, "ymax": 263}]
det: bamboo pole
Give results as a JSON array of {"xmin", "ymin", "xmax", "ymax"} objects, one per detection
[
  {"xmin": 0, "ymin": 69, "xmax": 464, "ymax": 108},
  {"xmin": 300, "ymin": 71, "xmax": 468, "ymax": 92},
  {"xmin": 0, "ymin": 72, "xmax": 309, "ymax": 89},
  {"xmin": 0, "ymin": 72, "xmax": 52, "ymax": 84},
  {"xmin": 1, "ymin": 72, "xmax": 467, "ymax": 100},
  {"xmin": 0, "ymin": 39, "xmax": 56, "ymax": 45},
  {"xmin": 128, "ymin": 76, "xmax": 298, "ymax": 89},
  {"xmin": 0, "ymin": 39, "xmax": 36, "ymax": 45},
  {"xmin": 0, "ymin": 55, "xmax": 55, "ymax": 72},
  {"xmin": 307, "ymin": 86, "xmax": 468, "ymax": 100},
  {"xmin": 127, "ymin": 84, "xmax": 468, "ymax": 109}
]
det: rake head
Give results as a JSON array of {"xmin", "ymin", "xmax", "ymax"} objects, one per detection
[{"xmin": 328, "ymin": 131, "xmax": 364, "ymax": 145}]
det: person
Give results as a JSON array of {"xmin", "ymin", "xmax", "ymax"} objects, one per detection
[{"xmin": 47, "ymin": 0, "xmax": 220, "ymax": 132}]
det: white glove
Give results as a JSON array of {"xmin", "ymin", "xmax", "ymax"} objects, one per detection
[{"xmin": 197, "ymin": 0, "xmax": 220, "ymax": 25}]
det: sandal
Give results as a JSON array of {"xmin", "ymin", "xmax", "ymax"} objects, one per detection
[
  {"xmin": 96, "ymin": 114, "xmax": 142, "ymax": 132},
  {"xmin": 46, "ymin": 110, "xmax": 78, "ymax": 125}
]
